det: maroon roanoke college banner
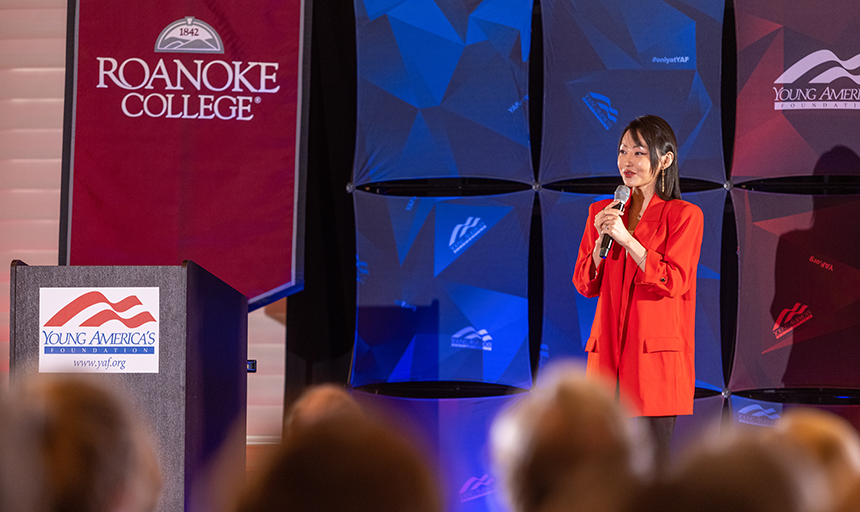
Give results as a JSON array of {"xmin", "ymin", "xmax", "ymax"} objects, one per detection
[{"xmin": 63, "ymin": 1, "xmax": 306, "ymax": 306}]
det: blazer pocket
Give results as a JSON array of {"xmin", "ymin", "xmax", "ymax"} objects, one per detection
[
  {"xmin": 585, "ymin": 337, "xmax": 598, "ymax": 353},
  {"xmin": 643, "ymin": 337, "xmax": 683, "ymax": 353}
]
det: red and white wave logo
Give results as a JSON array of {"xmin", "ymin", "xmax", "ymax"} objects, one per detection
[
  {"xmin": 772, "ymin": 302, "xmax": 812, "ymax": 340},
  {"xmin": 773, "ymin": 49, "xmax": 860, "ymax": 110},
  {"xmin": 39, "ymin": 287, "xmax": 159, "ymax": 374},
  {"xmin": 459, "ymin": 474, "xmax": 496, "ymax": 502},
  {"xmin": 45, "ymin": 291, "xmax": 156, "ymax": 328}
]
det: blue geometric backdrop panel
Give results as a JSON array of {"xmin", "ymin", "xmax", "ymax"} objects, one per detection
[
  {"xmin": 353, "ymin": 0, "xmax": 534, "ymax": 185},
  {"xmin": 352, "ymin": 190, "xmax": 534, "ymax": 388},
  {"xmin": 539, "ymin": 187, "xmax": 725, "ymax": 390},
  {"xmin": 539, "ymin": 0, "xmax": 724, "ymax": 184},
  {"xmin": 539, "ymin": 190, "xmax": 601, "ymax": 371},
  {"xmin": 673, "ymin": 394, "xmax": 725, "ymax": 453},
  {"xmin": 353, "ymin": 392, "xmax": 525, "ymax": 512}
]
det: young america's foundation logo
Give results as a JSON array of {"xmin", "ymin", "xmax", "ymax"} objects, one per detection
[
  {"xmin": 773, "ymin": 49, "xmax": 860, "ymax": 110},
  {"xmin": 772, "ymin": 302, "xmax": 812, "ymax": 340},
  {"xmin": 449, "ymin": 217, "xmax": 487, "ymax": 254},
  {"xmin": 459, "ymin": 474, "xmax": 497, "ymax": 502},
  {"xmin": 451, "ymin": 326, "xmax": 493, "ymax": 351},
  {"xmin": 582, "ymin": 92, "xmax": 617, "ymax": 130},
  {"xmin": 39, "ymin": 288, "xmax": 159, "ymax": 373},
  {"xmin": 737, "ymin": 404, "xmax": 781, "ymax": 427}
]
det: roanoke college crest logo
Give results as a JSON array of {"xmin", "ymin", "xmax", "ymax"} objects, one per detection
[
  {"xmin": 96, "ymin": 16, "xmax": 280, "ymax": 121},
  {"xmin": 39, "ymin": 288, "xmax": 160, "ymax": 373},
  {"xmin": 155, "ymin": 17, "xmax": 224, "ymax": 53}
]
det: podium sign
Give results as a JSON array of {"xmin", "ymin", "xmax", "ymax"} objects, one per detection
[
  {"xmin": 10, "ymin": 261, "xmax": 248, "ymax": 511},
  {"xmin": 38, "ymin": 287, "xmax": 161, "ymax": 373}
]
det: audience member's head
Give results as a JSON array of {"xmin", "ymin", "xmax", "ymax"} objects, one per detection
[
  {"xmin": 834, "ymin": 476, "xmax": 860, "ymax": 512},
  {"xmin": 283, "ymin": 383, "xmax": 363, "ymax": 436},
  {"xmin": 236, "ymin": 411, "xmax": 441, "ymax": 512},
  {"xmin": 491, "ymin": 361, "xmax": 642, "ymax": 512},
  {"xmin": 0, "ymin": 389, "xmax": 43, "ymax": 512},
  {"xmin": 765, "ymin": 407, "xmax": 860, "ymax": 504},
  {"xmin": 16, "ymin": 375, "xmax": 162, "ymax": 512},
  {"xmin": 627, "ymin": 429, "xmax": 828, "ymax": 512}
]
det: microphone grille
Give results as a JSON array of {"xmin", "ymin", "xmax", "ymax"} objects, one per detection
[{"xmin": 614, "ymin": 185, "xmax": 630, "ymax": 203}]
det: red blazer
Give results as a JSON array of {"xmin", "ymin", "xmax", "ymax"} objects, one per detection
[{"xmin": 572, "ymin": 195, "xmax": 704, "ymax": 416}]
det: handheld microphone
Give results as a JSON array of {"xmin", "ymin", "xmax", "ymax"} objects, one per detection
[{"xmin": 598, "ymin": 185, "xmax": 631, "ymax": 259}]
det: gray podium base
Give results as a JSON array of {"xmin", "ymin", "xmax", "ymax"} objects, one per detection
[{"xmin": 9, "ymin": 260, "xmax": 248, "ymax": 512}]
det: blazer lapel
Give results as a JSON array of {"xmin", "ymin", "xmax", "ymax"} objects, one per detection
[{"xmin": 634, "ymin": 195, "xmax": 667, "ymax": 251}]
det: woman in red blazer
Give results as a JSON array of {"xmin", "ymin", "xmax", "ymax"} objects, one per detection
[{"xmin": 572, "ymin": 115, "xmax": 704, "ymax": 469}]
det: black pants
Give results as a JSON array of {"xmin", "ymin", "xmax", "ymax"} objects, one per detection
[{"xmin": 639, "ymin": 415, "xmax": 677, "ymax": 472}]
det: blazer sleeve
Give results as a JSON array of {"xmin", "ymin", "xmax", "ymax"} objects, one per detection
[
  {"xmin": 572, "ymin": 201, "xmax": 608, "ymax": 298},
  {"xmin": 634, "ymin": 201, "xmax": 704, "ymax": 298}
]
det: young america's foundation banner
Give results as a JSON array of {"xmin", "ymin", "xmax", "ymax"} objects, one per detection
[
  {"xmin": 61, "ymin": 1, "xmax": 308, "ymax": 307},
  {"xmin": 733, "ymin": 0, "xmax": 860, "ymax": 182}
]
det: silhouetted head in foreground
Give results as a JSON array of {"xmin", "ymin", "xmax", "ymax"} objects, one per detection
[{"xmin": 236, "ymin": 409, "xmax": 441, "ymax": 512}]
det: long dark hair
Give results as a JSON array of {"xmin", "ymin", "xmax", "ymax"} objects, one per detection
[{"xmin": 619, "ymin": 115, "xmax": 681, "ymax": 200}]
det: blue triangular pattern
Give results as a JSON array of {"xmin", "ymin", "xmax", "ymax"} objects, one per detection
[
  {"xmin": 620, "ymin": 0, "xmax": 692, "ymax": 55},
  {"xmin": 362, "ymin": 0, "xmax": 407, "ymax": 20},
  {"xmin": 388, "ymin": 197, "xmax": 436, "ymax": 265},
  {"xmin": 389, "ymin": 17, "xmax": 465, "ymax": 106},
  {"xmin": 439, "ymin": 49, "xmax": 530, "ymax": 146},
  {"xmin": 435, "ymin": 0, "xmax": 471, "ymax": 42},
  {"xmin": 368, "ymin": 341, "xmax": 412, "ymax": 381},
  {"xmin": 438, "ymin": 348, "xmax": 480, "ymax": 382},
  {"xmin": 488, "ymin": 332, "xmax": 530, "ymax": 378},
  {"xmin": 388, "ymin": 0, "xmax": 463, "ymax": 43},
  {"xmin": 420, "ymin": 108, "xmax": 462, "ymax": 174},
  {"xmin": 641, "ymin": 21, "xmax": 697, "ymax": 69},
  {"xmin": 358, "ymin": 19, "xmax": 419, "ymax": 106},
  {"xmin": 388, "ymin": 336, "xmax": 417, "ymax": 381},
  {"xmin": 495, "ymin": 336, "xmax": 532, "ymax": 389},
  {"xmin": 686, "ymin": 72, "xmax": 712, "ymax": 116},
  {"xmin": 352, "ymin": 335, "xmax": 380, "ymax": 377},
  {"xmin": 675, "ymin": 0, "xmax": 724, "ymax": 22},
  {"xmin": 697, "ymin": 263, "xmax": 720, "ymax": 280},
  {"xmin": 678, "ymin": 74, "xmax": 713, "ymax": 162},
  {"xmin": 434, "ymin": 202, "xmax": 513, "ymax": 276},
  {"xmin": 695, "ymin": 379, "xmax": 721, "ymax": 392},
  {"xmin": 679, "ymin": 104, "xmax": 711, "ymax": 163},
  {"xmin": 397, "ymin": 111, "xmax": 456, "ymax": 176},
  {"xmin": 465, "ymin": 16, "xmax": 488, "ymax": 45},
  {"xmin": 442, "ymin": 281, "xmax": 528, "ymax": 330},
  {"xmin": 471, "ymin": 0, "xmax": 530, "ymax": 29},
  {"xmin": 470, "ymin": 0, "xmax": 533, "ymax": 59},
  {"xmin": 541, "ymin": 317, "xmax": 586, "ymax": 362},
  {"xmin": 472, "ymin": 18, "xmax": 518, "ymax": 61},
  {"xmin": 574, "ymin": 15, "xmax": 641, "ymax": 69},
  {"xmin": 575, "ymin": 292, "xmax": 598, "ymax": 350}
]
